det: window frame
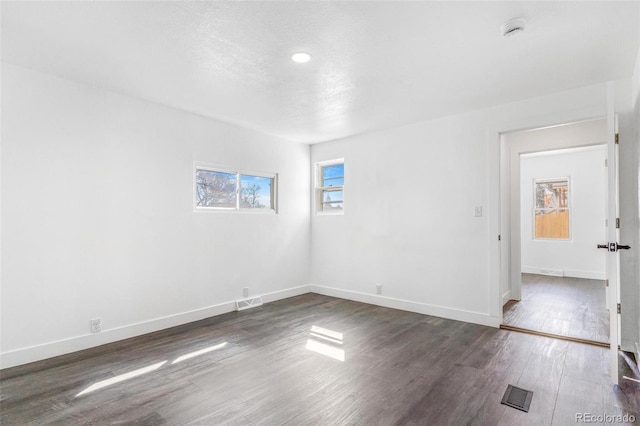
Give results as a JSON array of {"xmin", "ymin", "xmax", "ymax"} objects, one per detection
[
  {"xmin": 194, "ymin": 163, "xmax": 278, "ymax": 214},
  {"xmin": 315, "ymin": 158, "xmax": 344, "ymax": 215},
  {"xmin": 532, "ymin": 176, "xmax": 571, "ymax": 241}
]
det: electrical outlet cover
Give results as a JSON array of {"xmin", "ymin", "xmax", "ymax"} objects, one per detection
[{"xmin": 90, "ymin": 318, "xmax": 102, "ymax": 333}]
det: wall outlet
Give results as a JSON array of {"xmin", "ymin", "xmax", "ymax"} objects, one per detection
[
  {"xmin": 243, "ymin": 287, "xmax": 249, "ymax": 298},
  {"xmin": 474, "ymin": 205, "xmax": 483, "ymax": 217},
  {"xmin": 90, "ymin": 318, "xmax": 102, "ymax": 333},
  {"xmin": 376, "ymin": 284, "xmax": 383, "ymax": 295}
]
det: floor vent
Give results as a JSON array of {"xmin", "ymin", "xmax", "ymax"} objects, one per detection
[
  {"xmin": 235, "ymin": 296, "xmax": 263, "ymax": 311},
  {"xmin": 501, "ymin": 384, "xmax": 533, "ymax": 412}
]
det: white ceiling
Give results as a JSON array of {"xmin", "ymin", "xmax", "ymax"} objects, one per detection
[{"xmin": 2, "ymin": 1, "xmax": 639, "ymax": 144}]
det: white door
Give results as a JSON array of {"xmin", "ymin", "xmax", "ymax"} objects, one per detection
[{"xmin": 603, "ymin": 84, "xmax": 622, "ymax": 385}]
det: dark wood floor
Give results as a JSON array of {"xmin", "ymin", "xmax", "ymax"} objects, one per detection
[
  {"xmin": 2, "ymin": 293, "xmax": 638, "ymax": 425},
  {"xmin": 503, "ymin": 273, "xmax": 609, "ymax": 344}
]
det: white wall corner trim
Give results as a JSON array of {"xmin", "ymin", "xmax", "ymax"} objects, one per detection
[
  {"xmin": 310, "ymin": 285, "xmax": 501, "ymax": 328},
  {"xmin": 0, "ymin": 285, "xmax": 312, "ymax": 369}
]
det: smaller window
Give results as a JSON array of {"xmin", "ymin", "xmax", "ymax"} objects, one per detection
[
  {"xmin": 195, "ymin": 164, "xmax": 276, "ymax": 212},
  {"xmin": 315, "ymin": 159, "xmax": 344, "ymax": 214},
  {"xmin": 533, "ymin": 177, "xmax": 569, "ymax": 240}
]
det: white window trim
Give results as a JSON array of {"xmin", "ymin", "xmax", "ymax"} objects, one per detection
[
  {"xmin": 315, "ymin": 158, "xmax": 344, "ymax": 215},
  {"xmin": 532, "ymin": 176, "xmax": 571, "ymax": 241},
  {"xmin": 194, "ymin": 162, "xmax": 278, "ymax": 213}
]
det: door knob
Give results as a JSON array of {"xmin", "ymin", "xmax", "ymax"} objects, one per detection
[{"xmin": 597, "ymin": 243, "xmax": 631, "ymax": 251}]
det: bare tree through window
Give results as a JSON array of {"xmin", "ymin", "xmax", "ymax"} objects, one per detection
[
  {"xmin": 195, "ymin": 167, "xmax": 275, "ymax": 211},
  {"xmin": 196, "ymin": 170, "xmax": 236, "ymax": 208}
]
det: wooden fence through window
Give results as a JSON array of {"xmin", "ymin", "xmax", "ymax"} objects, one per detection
[{"xmin": 535, "ymin": 210, "xmax": 569, "ymax": 239}]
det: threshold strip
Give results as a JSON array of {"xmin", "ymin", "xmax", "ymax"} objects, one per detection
[{"xmin": 500, "ymin": 324, "xmax": 609, "ymax": 348}]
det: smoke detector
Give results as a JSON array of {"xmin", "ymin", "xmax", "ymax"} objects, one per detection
[{"xmin": 501, "ymin": 18, "xmax": 527, "ymax": 37}]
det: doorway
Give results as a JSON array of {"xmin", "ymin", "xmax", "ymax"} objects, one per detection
[{"xmin": 500, "ymin": 120, "xmax": 610, "ymax": 345}]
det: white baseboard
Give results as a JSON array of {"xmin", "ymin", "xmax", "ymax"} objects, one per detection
[
  {"xmin": 562, "ymin": 269, "xmax": 606, "ymax": 280},
  {"xmin": 0, "ymin": 285, "xmax": 311, "ymax": 370},
  {"xmin": 521, "ymin": 266, "xmax": 563, "ymax": 277},
  {"xmin": 260, "ymin": 285, "xmax": 311, "ymax": 304},
  {"xmin": 1, "ymin": 283, "xmax": 508, "ymax": 369},
  {"xmin": 502, "ymin": 290, "xmax": 512, "ymax": 306},
  {"xmin": 521, "ymin": 266, "xmax": 605, "ymax": 280},
  {"xmin": 310, "ymin": 285, "xmax": 501, "ymax": 328}
]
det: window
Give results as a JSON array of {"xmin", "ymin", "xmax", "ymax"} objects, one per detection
[
  {"xmin": 533, "ymin": 177, "xmax": 569, "ymax": 239},
  {"xmin": 315, "ymin": 159, "xmax": 344, "ymax": 213},
  {"xmin": 195, "ymin": 169, "xmax": 237, "ymax": 209},
  {"xmin": 195, "ymin": 165, "xmax": 276, "ymax": 212}
]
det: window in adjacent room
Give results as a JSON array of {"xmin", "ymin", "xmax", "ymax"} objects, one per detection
[
  {"xmin": 315, "ymin": 159, "xmax": 344, "ymax": 214},
  {"xmin": 195, "ymin": 164, "xmax": 276, "ymax": 212},
  {"xmin": 533, "ymin": 177, "xmax": 569, "ymax": 239}
]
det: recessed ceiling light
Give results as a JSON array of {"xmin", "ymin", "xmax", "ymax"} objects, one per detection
[{"xmin": 291, "ymin": 52, "xmax": 311, "ymax": 63}]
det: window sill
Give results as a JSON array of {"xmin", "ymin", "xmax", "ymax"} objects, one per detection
[
  {"xmin": 195, "ymin": 208, "xmax": 277, "ymax": 214},
  {"xmin": 316, "ymin": 211, "xmax": 344, "ymax": 216}
]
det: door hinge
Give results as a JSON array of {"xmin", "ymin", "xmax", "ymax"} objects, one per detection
[
  {"xmin": 616, "ymin": 218, "xmax": 620, "ymax": 229},
  {"xmin": 615, "ymin": 133, "xmax": 619, "ymax": 145},
  {"xmin": 604, "ymin": 158, "xmax": 608, "ymax": 167},
  {"xmin": 605, "ymin": 279, "xmax": 609, "ymax": 287},
  {"xmin": 617, "ymin": 303, "xmax": 621, "ymax": 314},
  {"xmin": 498, "ymin": 234, "xmax": 501, "ymax": 241}
]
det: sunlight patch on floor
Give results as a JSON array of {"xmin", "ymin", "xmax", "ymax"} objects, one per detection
[
  {"xmin": 172, "ymin": 342, "xmax": 228, "ymax": 364},
  {"xmin": 76, "ymin": 361, "xmax": 167, "ymax": 397},
  {"xmin": 306, "ymin": 325, "xmax": 345, "ymax": 361},
  {"xmin": 76, "ymin": 341, "xmax": 229, "ymax": 397}
]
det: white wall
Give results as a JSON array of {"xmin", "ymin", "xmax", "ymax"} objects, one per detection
[
  {"xmin": 311, "ymin": 115, "xmax": 490, "ymax": 324},
  {"xmin": 1, "ymin": 63, "xmax": 311, "ymax": 368},
  {"xmin": 311, "ymin": 83, "xmax": 610, "ymax": 326},
  {"xmin": 520, "ymin": 146, "xmax": 606, "ymax": 280}
]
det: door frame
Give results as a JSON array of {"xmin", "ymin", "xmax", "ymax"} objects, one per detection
[
  {"xmin": 487, "ymin": 105, "xmax": 607, "ymax": 323},
  {"xmin": 503, "ymin": 121, "xmax": 608, "ymax": 308},
  {"xmin": 605, "ymin": 85, "xmax": 620, "ymax": 384},
  {"xmin": 488, "ymin": 87, "xmax": 621, "ymax": 384}
]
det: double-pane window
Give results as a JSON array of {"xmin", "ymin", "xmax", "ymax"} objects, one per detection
[
  {"xmin": 195, "ymin": 165, "xmax": 276, "ymax": 212},
  {"xmin": 316, "ymin": 160, "xmax": 344, "ymax": 213}
]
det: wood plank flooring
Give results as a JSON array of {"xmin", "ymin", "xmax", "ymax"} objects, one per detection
[
  {"xmin": 2, "ymin": 293, "xmax": 638, "ymax": 425},
  {"xmin": 503, "ymin": 273, "xmax": 609, "ymax": 344}
]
